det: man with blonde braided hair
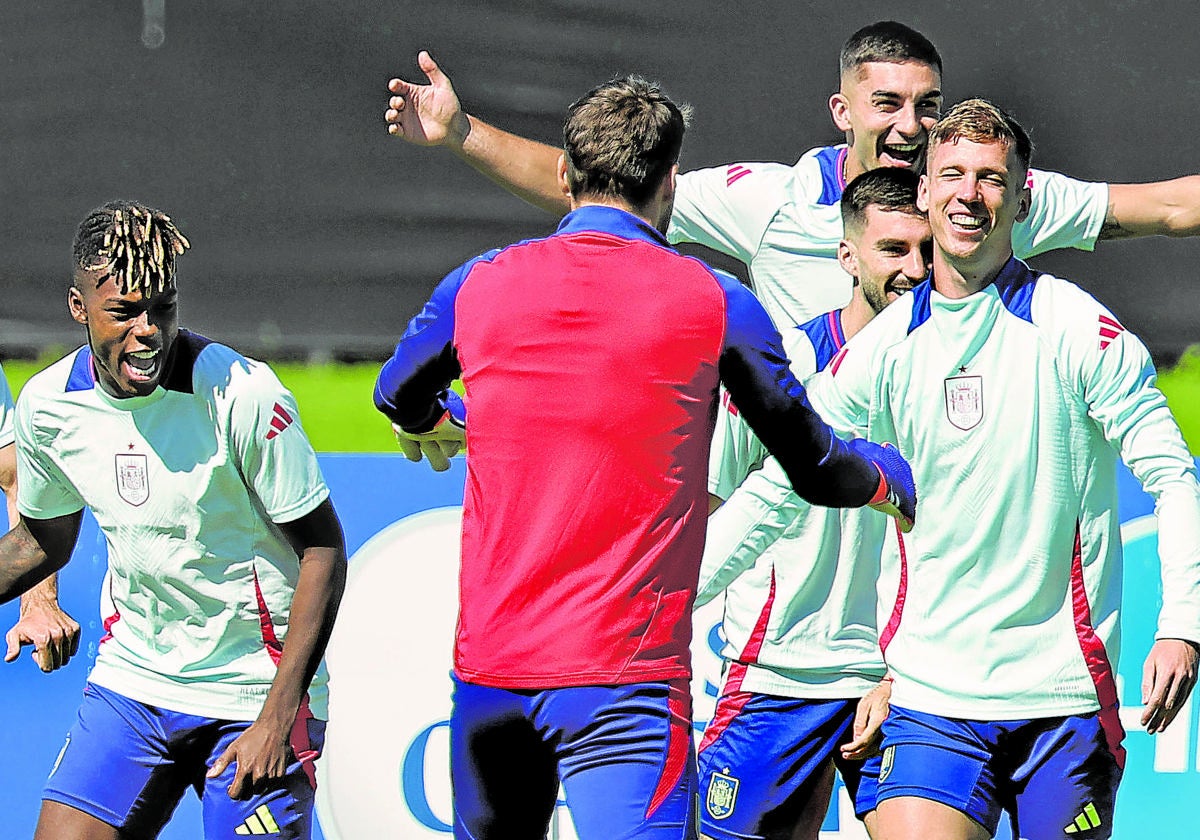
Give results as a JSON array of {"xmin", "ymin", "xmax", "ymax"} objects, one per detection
[{"xmin": 0, "ymin": 200, "xmax": 347, "ymax": 840}]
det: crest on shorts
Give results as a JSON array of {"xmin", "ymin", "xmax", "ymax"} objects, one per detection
[
  {"xmin": 944, "ymin": 375, "xmax": 983, "ymax": 430},
  {"xmin": 115, "ymin": 453, "xmax": 149, "ymax": 506},
  {"xmin": 879, "ymin": 746, "xmax": 896, "ymax": 783},
  {"xmin": 705, "ymin": 770, "xmax": 739, "ymax": 820}
]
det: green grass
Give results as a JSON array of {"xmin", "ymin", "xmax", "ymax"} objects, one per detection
[
  {"xmin": 1160, "ymin": 346, "xmax": 1200, "ymax": 454},
  {"xmin": 6, "ymin": 349, "xmax": 1200, "ymax": 454},
  {"xmin": 2, "ymin": 357, "xmax": 398, "ymax": 453}
]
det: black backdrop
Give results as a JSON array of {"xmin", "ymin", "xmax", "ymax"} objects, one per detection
[{"xmin": 2, "ymin": 1, "xmax": 1198, "ymax": 361}]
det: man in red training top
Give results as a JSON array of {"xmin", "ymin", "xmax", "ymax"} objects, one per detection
[{"xmin": 374, "ymin": 75, "xmax": 916, "ymax": 840}]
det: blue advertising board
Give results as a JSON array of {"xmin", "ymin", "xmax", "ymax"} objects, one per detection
[{"xmin": 1, "ymin": 455, "xmax": 1197, "ymax": 838}]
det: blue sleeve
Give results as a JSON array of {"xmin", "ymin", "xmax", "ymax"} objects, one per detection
[
  {"xmin": 715, "ymin": 273, "xmax": 880, "ymax": 507},
  {"xmin": 374, "ymin": 253, "xmax": 494, "ymax": 431}
]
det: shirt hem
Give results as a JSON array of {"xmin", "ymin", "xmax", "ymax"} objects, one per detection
[{"xmin": 453, "ymin": 664, "xmax": 690, "ymax": 690}]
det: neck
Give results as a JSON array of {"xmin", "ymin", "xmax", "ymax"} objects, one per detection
[
  {"xmin": 571, "ymin": 196, "xmax": 662, "ymax": 231},
  {"xmin": 931, "ymin": 247, "xmax": 1011, "ymax": 299},
  {"xmin": 842, "ymin": 147, "xmax": 866, "ymax": 184},
  {"xmin": 839, "ymin": 290, "xmax": 876, "ymax": 340}
]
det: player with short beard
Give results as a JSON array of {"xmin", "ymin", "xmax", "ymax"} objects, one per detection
[{"xmin": 697, "ymin": 168, "xmax": 930, "ymax": 840}]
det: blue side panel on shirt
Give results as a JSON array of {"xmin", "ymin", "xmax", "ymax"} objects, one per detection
[
  {"xmin": 907, "ymin": 281, "xmax": 935, "ymax": 335},
  {"xmin": 993, "ymin": 257, "xmax": 1039, "ymax": 324},
  {"xmin": 797, "ymin": 310, "xmax": 846, "ymax": 372},
  {"xmin": 65, "ymin": 347, "xmax": 94, "ymax": 392},
  {"xmin": 815, "ymin": 146, "xmax": 846, "ymax": 207}
]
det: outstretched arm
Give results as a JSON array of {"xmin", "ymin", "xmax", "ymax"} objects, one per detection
[
  {"xmin": 206, "ymin": 499, "xmax": 347, "ymax": 799},
  {"xmin": 1101, "ymin": 176, "xmax": 1200, "ymax": 240},
  {"xmin": 386, "ymin": 50, "xmax": 569, "ymax": 215}
]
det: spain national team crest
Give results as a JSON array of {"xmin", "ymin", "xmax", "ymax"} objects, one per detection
[
  {"xmin": 944, "ymin": 375, "xmax": 983, "ymax": 430},
  {"xmin": 880, "ymin": 746, "xmax": 895, "ymax": 783},
  {"xmin": 705, "ymin": 770, "xmax": 739, "ymax": 820},
  {"xmin": 115, "ymin": 453, "xmax": 149, "ymax": 506}
]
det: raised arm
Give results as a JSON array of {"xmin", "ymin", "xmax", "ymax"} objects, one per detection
[
  {"xmin": 386, "ymin": 50, "xmax": 569, "ymax": 215},
  {"xmin": 206, "ymin": 499, "xmax": 346, "ymax": 799},
  {"xmin": 1101, "ymin": 176, "xmax": 1200, "ymax": 240},
  {"xmin": 716, "ymin": 275, "xmax": 915, "ymax": 528}
]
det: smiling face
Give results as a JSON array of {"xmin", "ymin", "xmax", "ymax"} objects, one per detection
[
  {"xmin": 830, "ymin": 60, "xmax": 942, "ymax": 181},
  {"xmin": 918, "ymin": 135, "xmax": 1030, "ymax": 283},
  {"xmin": 840, "ymin": 205, "xmax": 932, "ymax": 314},
  {"xmin": 69, "ymin": 267, "xmax": 179, "ymax": 398}
]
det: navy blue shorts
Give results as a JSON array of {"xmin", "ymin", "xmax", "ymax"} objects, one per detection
[
  {"xmin": 697, "ymin": 689, "xmax": 869, "ymax": 839},
  {"xmin": 876, "ymin": 705, "xmax": 1123, "ymax": 838},
  {"xmin": 43, "ymin": 682, "xmax": 324, "ymax": 838},
  {"xmin": 451, "ymin": 675, "xmax": 697, "ymax": 839}
]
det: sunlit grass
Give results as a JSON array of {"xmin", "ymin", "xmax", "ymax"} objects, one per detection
[{"xmin": 5, "ymin": 347, "xmax": 1200, "ymax": 454}]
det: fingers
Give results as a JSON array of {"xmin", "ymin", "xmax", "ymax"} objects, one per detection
[
  {"xmin": 1141, "ymin": 670, "xmax": 1191, "ymax": 733},
  {"xmin": 207, "ymin": 747, "xmax": 233, "ymax": 780},
  {"xmin": 417, "ymin": 50, "xmax": 443, "ymax": 85},
  {"xmin": 3, "ymin": 627, "xmax": 20, "ymax": 663},
  {"xmin": 394, "ymin": 432, "xmax": 423, "ymax": 463},
  {"xmin": 869, "ymin": 501, "xmax": 914, "ymax": 534},
  {"xmin": 34, "ymin": 645, "xmax": 58, "ymax": 673},
  {"xmin": 420, "ymin": 439, "xmax": 451, "ymax": 472}
]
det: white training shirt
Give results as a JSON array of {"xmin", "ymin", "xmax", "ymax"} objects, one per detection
[
  {"xmin": 668, "ymin": 144, "xmax": 1109, "ymax": 329},
  {"xmin": 806, "ymin": 259, "xmax": 1200, "ymax": 720},
  {"xmin": 701, "ymin": 311, "xmax": 890, "ymax": 699},
  {"xmin": 15, "ymin": 332, "xmax": 330, "ymax": 721}
]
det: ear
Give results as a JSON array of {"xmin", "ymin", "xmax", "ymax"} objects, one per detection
[
  {"xmin": 556, "ymin": 153, "xmax": 571, "ymax": 199},
  {"xmin": 829, "ymin": 91, "xmax": 852, "ymax": 133},
  {"xmin": 68, "ymin": 285, "xmax": 87, "ymax": 326},
  {"xmin": 1014, "ymin": 184, "xmax": 1032, "ymax": 223},
  {"xmin": 837, "ymin": 239, "xmax": 858, "ymax": 279},
  {"xmin": 917, "ymin": 174, "xmax": 930, "ymax": 213},
  {"xmin": 661, "ymin": 163, "xmax": 679, "ymax": 203}
]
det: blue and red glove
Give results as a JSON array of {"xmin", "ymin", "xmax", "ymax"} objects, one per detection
[{"xmin": 848, "ymin": 438, "xmax": 916, "ymax": 532}]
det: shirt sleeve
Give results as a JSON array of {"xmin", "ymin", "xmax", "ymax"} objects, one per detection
[
  {"xmin": 806, "ymin": 347, "xmax": 874, "ymax": 439},
  {"xmin": 697, "ymin": 454, "xmax": 804, "ymax": 606},
  {"xmin": 1012, "ymin": 169, "xmax": 1109, "ymax": 259},
  {"xmin": 707, "ymin": 329, "xmax": 815, "ymax": 500},
  {"xmin": 716, "ymin": 273, "xmax": 880, "ymax": 506},
  {"xmin": 0, "ymin": 363, "xmax": 14, "ymax": 449},
  {"xmin": 227, "ymin": 361, "xmax": 329, "ymax": 525},
  {"xmin": 14, "ymin": 392, "xmax": 85, "ymax": 520},
  {"xmin": 1058, "ymin": 284, "xmax": 1200, "ymax": 643},
  {"xmin": 374, "ymin": 254, "xmax": 493, "ymax": 431},
  {"xmin": 667, "ymin": 164, "xmax": 789, "ymax": 263},
  {"xmin": 707, "ymin": 388, "xmax": 768, "ymax": 500}
]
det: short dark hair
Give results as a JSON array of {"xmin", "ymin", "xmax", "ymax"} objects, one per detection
[
  {"xmin": 841, "ymin": 168, "xmax": 923, "ymax": 235},
  {"xmin": 73, "ymin": 200, "xmax": 190, "ymax": 295},
  {"xmin": 929, "ymin": 98, "xmax": 1033, "ymax": 173},
  {"xmin": 562, "ymin": 75, "xmax": 692, "ymax": 208},
  {"xmin": 839, "ymin": 21, "xmax": 943, "ymax": 77}
]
